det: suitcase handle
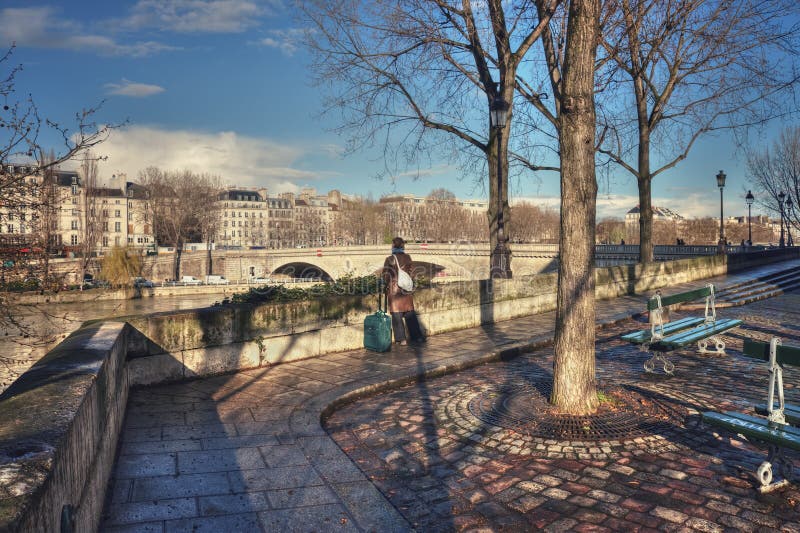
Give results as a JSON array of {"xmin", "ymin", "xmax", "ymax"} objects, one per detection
[{"xmin": 378, "ymin": 280, "xmax": 387, "ymax": 312}]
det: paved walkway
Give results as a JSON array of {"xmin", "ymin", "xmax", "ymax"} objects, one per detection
[{"xmin": 101, "ymin": 261, "xmax": 800, "ymax": 532}]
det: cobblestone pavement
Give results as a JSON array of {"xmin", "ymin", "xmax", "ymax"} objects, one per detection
[
  {"xmin": 102, "ymin": 262, "xmax": 800, "ymax": 532},
  {"xmin": 327, "ymin": 299, "xmax": 800, "ymax": 531}
]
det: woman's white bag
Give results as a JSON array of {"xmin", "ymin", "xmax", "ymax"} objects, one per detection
[{"xmin": 394, "ymin": 255, "xmax": 414, "ymax": 293}]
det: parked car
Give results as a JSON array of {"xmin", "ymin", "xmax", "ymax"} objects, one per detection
[
  {"xmin": 205, "ymin": 275, "xmax": 230, "ymax": 285},
  {"xmin": 132, "ymin": 277, "xmax": 155, "ymax": 288},
  {"xmin": 180, "ymin": 275, "xmax": 202, "ymax": 285},
  {"xmin": 249, "ymin": 277, "xmax": 271, "ymax": 284}
]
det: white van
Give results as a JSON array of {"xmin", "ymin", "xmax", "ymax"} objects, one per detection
[
  {"xmin": 205, "ymin": 275, "xmax": 230, "ymax": 285},
  {"xmin": 181, "ymin": 275, "xmax": 202, "ymax": 285}
]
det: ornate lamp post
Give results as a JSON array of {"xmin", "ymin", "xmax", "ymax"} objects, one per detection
[
  {"xmin": 779, "ymin": 191, "xmax": 786, "ymax": 248},
  {"xmin": 745, "ymin": 190, "xmax": 754, "ymax": 246},
  {"xmin": 490, "ymin": 88, "xmax": 512, "ymax": 279},
  {"xmin": 786, "ymin": 196, "xmax": 793, "ymax": 247},
  {"xmin": 716, "ymin": 170, "xmax": 726, "ymax": 254}
]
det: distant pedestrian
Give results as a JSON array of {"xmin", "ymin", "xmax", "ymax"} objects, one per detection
[
  {"xmin": 741, "ymin": 239, "xmax": 746, "ymax": 249},
  {"xmin": 620, "ymin": 239, "xmax": 625, "ymax": 246},
  {"xmin": 382, "ymin": 237, "xmax": 425, "ymax": 346}
]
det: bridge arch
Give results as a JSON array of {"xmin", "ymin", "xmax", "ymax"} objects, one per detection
[{"xmin": 270, "ymin": 262, "xmax": 334, "ymax": 282}]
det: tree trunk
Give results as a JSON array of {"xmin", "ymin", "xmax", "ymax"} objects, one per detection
[
  {"xmin": 637, "ymin": 121, "xmax": 654, "ymax": 262},
  {"xmin": 487, "ymin": 123, "xmax": 512, "ymax": 273},
  {"xmin": 174, "ymin": 241, "xmax": 183, "ymax": 281},
  {"xmin": 551, "ymin": 0, "xmax": 600, "ymax": 416},
  {"xmin": 638, "ymin": 175, "xmax": 653, "ymax": 262}
]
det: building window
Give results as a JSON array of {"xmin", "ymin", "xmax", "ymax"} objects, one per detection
[
  {"xmin": 115, "ymin": 236, "xmax": 120, "ymax": 246},
  {"xmin": 114, "ymin": 221, "xmax": 121, "ymax": 232},
  {"xmin": 71, "ymin": 220, "xmax": 78, "ymax": 230},
  {"xmin": 6, "ymin": 224, "xmax": 13, "ymax": 233},
  {"xmin": 71, "ymin": 234, "xmax": 78, "ymax": 245},
  {"xmin": 115, "ymin": 210, "xmax": 121, "ymax": 217},
  {"xmin": 103, "ymin": 221, "xmax": 109, "ymax": 231},
  {"xmin": 102, "ymin": 236, "xmax": 108, "ymax": 247},
  {"xmin": 71, "ymin": 185, "xmax": 78, "ymax": 195}
]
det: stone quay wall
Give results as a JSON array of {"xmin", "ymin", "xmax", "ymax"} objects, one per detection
[{"xmin": 0, "ymin": 247, "xmax": 796, "ymax": 532}]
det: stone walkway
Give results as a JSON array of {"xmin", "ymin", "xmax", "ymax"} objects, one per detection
[{"xmin": 101, "ymin": 262, "xmax": 800, "ymax": 532}]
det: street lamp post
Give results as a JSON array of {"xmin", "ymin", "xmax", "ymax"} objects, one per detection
[
  {"xmin": 786, "ymin": 196, "xmax": 793, "ymax": 247},
  {"xmin": 490, "ymin": 87, "xmax": 512, "ymax": 279},
  {"xmin": 745, "ymin": 190, "xmax": 754, "ymax": 246},
  {"xmin": 716, "ymin": 170, "xmax": 726, "ymax": 255},
  {"xmin": 779, "ymin": 191, "xmax": 786, "ymax": 248}
]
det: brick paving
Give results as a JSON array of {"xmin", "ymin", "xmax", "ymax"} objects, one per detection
[{"xmin": 102, "ymin": 261, "xmax": 800, "ymax": 532}]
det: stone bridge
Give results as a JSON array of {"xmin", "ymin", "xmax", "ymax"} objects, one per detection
[
  {"xmin": 54, "ymin": 243, "xmax": 723, "ymax": 283},
  {"xmin": 211, "ymin": 243, "xmax": 562, "ymax": 281},
  {"xmin": 185, "ymin": 243, "xmax": 721, "ymax": 281}
]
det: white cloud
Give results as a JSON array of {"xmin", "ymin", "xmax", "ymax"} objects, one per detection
[
  {"xmin": 105, "ymin": 79, "xmax": 166, "ymax": 98},
  {"xmin": 257, "ymin": 28, "xmax": 307, "ymax": 56},
  {"xmin": 124, "ymin": 0, "xmax": 275, "ymax": 33},
  {"xmin": 95, "ymin": 125, "xmax": 338, "ymax": 192},
  {"xmin": 0, "ymin": 7, "xmax": 176, "ymax": 57}
]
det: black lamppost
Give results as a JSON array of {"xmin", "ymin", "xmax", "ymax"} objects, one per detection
[
  {"xmin": 716, "ymin": 170, "xmax": 726, "ymax": 254},
  {"xmin": 779, "ymin": 191, "xmax": 786, "ymax": 248},
  {"xmin": 786, "ymin": 196, "xmax": 793, "ymax": 246},
  {"xmin": 490, "ymin": 88, "xmax": 512, "ymax": 279},
  {"xmin": 745, "ymin": 190, "xmax": 754, "ymax": 246}
]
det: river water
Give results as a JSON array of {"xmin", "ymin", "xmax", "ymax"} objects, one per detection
[{"xmin": 1, "ymin": 293, "xmax": 221, "ymax": 393}]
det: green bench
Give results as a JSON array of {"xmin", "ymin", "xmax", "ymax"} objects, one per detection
[
  {"xmin": 703, "ymin": 337, "xmax": 800, "ymax": 491},
  {"xmin": 621, "ymin": 284, "xmax": 743, "ymax": 374}
]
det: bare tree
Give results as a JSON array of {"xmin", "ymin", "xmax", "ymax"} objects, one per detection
[
  {"xmin": 595, "ymin": 217, "xmax": 625, "ymax": 244},
  {"xmin": 0, "ymin": 46, "xmax": 119, "ymax": 204},
  {"xmin": 195, "ymin": 175, "xmax": 223, "ymax": 275},
  {"xmin": 511, "ymin": 202, "xmax": 560, "ymax": 243},
  {"xmin": 139, "ymin": 168, "xmax": 221, "ymax": 280},
  {"xmin": 747, "ymin": 126, "xmax": 800, "ymax": 238},
  {"xmin": 77, "ymin": 153, "xmax": 105, "ymax": 286},
  {"xmin": 598, "ymin": 0, "xmax": 800, "ymax": 263},
  {"xmin": 300, "ymin": 0, "xmax": 560, "ymax": 275}
]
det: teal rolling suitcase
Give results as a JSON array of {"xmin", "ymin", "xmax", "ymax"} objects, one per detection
[{"xmin": 364, "ymin": 292, "xmax": 392, "ymax": 352}]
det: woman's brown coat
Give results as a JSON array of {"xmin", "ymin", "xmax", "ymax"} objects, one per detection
[{"xmin": 381, "ymin": 252, "xmax": 414, "ymax": 313}]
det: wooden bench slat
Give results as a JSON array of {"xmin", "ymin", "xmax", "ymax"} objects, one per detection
[
  {"xmin": 743, "ymin": 339, "xmax": 800, "ymax": 367},
  {"xmin": 702, "ymin": 411, "xmax": 800, "ymax": 452},
  {"xmin": 755, "ymin": 404, "xmax": 800, "ymax": 426},
  {"xmin": 647, "ymin": 286, "xmax": 712, "ymax": 310},
  {"xmin": 656, "ymin": 319, "xmax": 742, "ymax": 348},
  {"xmin": 620, "ymin": 316, "xmax": 706, "ymax": 344}
]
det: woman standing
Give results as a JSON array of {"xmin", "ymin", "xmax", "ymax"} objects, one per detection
[{"xmin": 382, "ymin": 237, "xmax": 425, "ymax": 345}]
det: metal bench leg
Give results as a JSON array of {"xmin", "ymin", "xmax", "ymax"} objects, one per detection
[
  {"xmin": 698, "ymin": 335, "xmax": 726, "ymax": 355},
  {"xmin": 653, "ymin": 353, "xmax": 675, "ymax": 375},
  {"xmin": 757, "ymin": 445, "xmax": 793, "ymax": 493},
  {"xmin": 641, "ymin": 346, "xmax": 674, "ymax": 375}
]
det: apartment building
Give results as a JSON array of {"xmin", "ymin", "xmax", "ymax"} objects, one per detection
[{"xmin": 217, "ymin": 189, "xmax": 269, "ymax": 248}]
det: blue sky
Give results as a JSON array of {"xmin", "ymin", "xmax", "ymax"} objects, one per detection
[{"xmin": 0, "ymin": 1, "xmax": 792, "ymax": 220}]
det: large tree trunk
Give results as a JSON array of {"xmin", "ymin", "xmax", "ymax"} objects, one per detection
[
  {"xmin": 551, "ymin": 0, "xmax": 600, "ymax": 416},
  {"xmin": 638, "ymin": 174, "xmax": 654, "ymax": 263},
  {"xmin": 487, "ymin": 125, "xmax": 512, "ymax": 274}
]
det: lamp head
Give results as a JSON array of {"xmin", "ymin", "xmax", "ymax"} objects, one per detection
[
  {"xmin": 745, "ymin": 190, "xmax": 754, "ymax": 205},
  {"xmin": 490, "ymin": 90, "xmax": 510, "ymax": 129},
  {"xmin": 715, "ymin": 170, "xmax": 726, "ymax": 188}
]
